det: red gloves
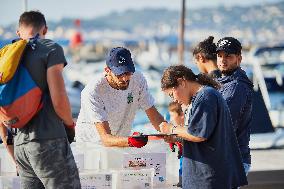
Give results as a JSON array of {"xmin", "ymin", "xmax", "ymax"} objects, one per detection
[
  {"xmin": 169, "ymin": 142, "xmax": 183, "ymax": 159},
  {"xmin": 176, "ymin": 142, "xmax": 183, "ymax": 159},
  {"xmin": 128, "ymin": 132, "xmax": 148, "ymax": 148},
  {"xmin": 169, "ymin": 143, "xmax": 176, "ymax": 152}
]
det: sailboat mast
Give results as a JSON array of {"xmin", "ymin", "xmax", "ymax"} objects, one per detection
[
  {"xmin": 22, "ymin": 0, "xmax": 28, "ymax": 11},
  {"xmin": 178, "ymin": 0, "xmax": 186, "ymax": 65}
]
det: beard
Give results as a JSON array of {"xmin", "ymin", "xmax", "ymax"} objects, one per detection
[
  {"xmin": 117, "ymin": 81, "xmax": 130, "ymax": 90},
  {"xmin": 220, "ymin": 67, "xmax": 238, "ymax": 76},
  {"xmin": 106, "ymin": 74, "xmax": 130, "ymax": 90},
  {"xmin": 109, "ymin": 78, "xmax": 129, "ymax": 90}
]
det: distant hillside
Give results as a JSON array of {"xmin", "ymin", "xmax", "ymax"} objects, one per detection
[
  {"xmin": 49, "ymin": 8, "xmax": 179, "ymax": 30},
  {"xmin": 48, "ymin": 1, "xmax": 284, "ymax": 33}
]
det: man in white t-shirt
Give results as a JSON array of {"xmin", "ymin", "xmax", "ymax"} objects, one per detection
[{"xmin": 76, "ymin": 47, "xmax": 166, "ymax": 148}]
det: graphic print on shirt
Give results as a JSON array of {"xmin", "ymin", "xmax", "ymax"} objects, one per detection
[{"xmin": 127, "ymin": 92, "xmax": 133, "ymax": 104}]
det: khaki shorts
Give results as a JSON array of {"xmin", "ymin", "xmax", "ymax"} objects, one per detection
[{"xmin": 15, "ymin": 138, "xmax": 81, "ymax": 189}]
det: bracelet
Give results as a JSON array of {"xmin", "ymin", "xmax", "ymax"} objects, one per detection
[{"xmin": 171, "ymin": 125, "xmax": 178, "ymax": 134}]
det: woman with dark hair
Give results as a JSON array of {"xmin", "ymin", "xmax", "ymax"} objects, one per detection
[
  {"xmin": 192, "ymin": 36, "xmax": 221, "ymax": 78},
  {"xmin": 160, "ymin": 65, "xmax": 247, "ymax": 189}
]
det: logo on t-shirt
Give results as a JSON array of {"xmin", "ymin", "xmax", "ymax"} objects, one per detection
[{"xmin": 127, "ymin": 92, "xmax": 133, "ymax": 104}]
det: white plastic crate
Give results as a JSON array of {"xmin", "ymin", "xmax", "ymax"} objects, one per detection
[
  {"xmin": 84, "ymin": 148, "xmax": 101, "ymax": 171},
  {"xmin": 73, "ymin": 153, "xmax": 85, "ymax": 171},
  {"xmin": 72, "ymin": 140, "xmax": 177, "ymax": 187},
  {"xmin": 99, "ymin": 147, "xmax": 125, "ymax": 170},
  {"xmin": 79, "ymin": 171, "xmax": 114, "ymax": 189},
  {"xmin": 0, "ymin": 175, "xmax": 21, "ymax": 189},
  {"xmin": 115, "ymin": 168, "xmax": 154, "ymax": 189},
  {"xmin": 99, "ymin": 139, "xmax": 168, "ymax": 170},
  {"xmin": 122, "ymin": 152, "xmax": 166, "ymax": 187},
  {"xmin": 71, "ymin": 143, "xmax": 100, "ymax": 171},
  {"xmin": 0, "ymin": 147, "xmax": 16, "ymax": 174}
]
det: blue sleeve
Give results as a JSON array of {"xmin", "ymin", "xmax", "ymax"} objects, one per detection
[
  {"xmin": 187, "ymin": 93, "xmax": 218, "ymax": 139},
  {"xmin": 221, "ymin": 82, "xmax": 247, "ymax": 131}
]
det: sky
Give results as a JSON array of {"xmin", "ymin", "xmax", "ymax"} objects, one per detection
[{"xmin": 0, "ymin": 0, "xmax": 282, "ymax": 26}]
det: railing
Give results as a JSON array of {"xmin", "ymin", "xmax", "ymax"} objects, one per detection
[{"xmin": 249, "ymin": 48, "xmax": 272, "ymax": 110}]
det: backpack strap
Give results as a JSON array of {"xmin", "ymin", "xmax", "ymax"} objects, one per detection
[
  {"xmin": 28, "ymin": 33, "xmax": 40, "ymax": 50},
  {"xmin": 11, "ymin": 33, "xmax": 39, "ymax": 48}
]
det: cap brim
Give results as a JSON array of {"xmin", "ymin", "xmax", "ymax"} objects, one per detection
[
  {"xmin": 110, "ymin": 65, "xmax": 135, "ymax": 75},
  {"xmin": 216, "ymin": 47, "xmax": 238, "ymax": 54}
]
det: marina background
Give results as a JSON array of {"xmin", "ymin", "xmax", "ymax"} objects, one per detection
[{"xmin": 1, "ymin": 0, "xmax": 284, "ymax": 188}]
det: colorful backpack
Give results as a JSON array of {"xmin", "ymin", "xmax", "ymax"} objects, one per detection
[{"xmin": 0, "ymin": 36, "xmax": 43, "ymax": 128}]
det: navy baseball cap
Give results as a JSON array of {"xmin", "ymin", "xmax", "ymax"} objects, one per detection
[
  {"xmin": 106, "ymin": 47, "xmax": 135, "ymax": 75},
  {"xmin": 216, "ymin": 37, "xmax": 242, "ymax": 54}
]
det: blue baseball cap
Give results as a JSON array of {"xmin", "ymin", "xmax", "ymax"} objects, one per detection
[
  {"xmin": 106, "ymin": 47, "xmax": 135, "ymax": 75},
  {"xmin": 216, "ymin": 37, "xmax": 242, "ymax": 54}
]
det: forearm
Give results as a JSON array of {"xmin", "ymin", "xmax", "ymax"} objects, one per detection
[
  {"xmin": 100, "ymin": 134, "xmax": 129, "ymax": 147},
  {"xmin": 0, "ymin": 123, "xmax": 7, "ymax": 140},
  {"xmin": 53, "ymin": 94, "xmax": 74, "ymax": 125},
  {"xmin": 96, "ymin": 122, "xmax": 130, "ymax": 147},
  {"xmin": 174, "ymin": 126, "xmax": 205, "ymax": 142},
  {"xmin": 0, "ymin": 125, "xmax": 16, "ymax": 165},
  {"xmin": 47, "ymin": 65, "xmax": 74, "ymax": 125},
  {"xmin": 146, "ymin": 106, "xmax": 166, "ymax": 131},
  {"xmin": 160, "ymin": 122, "xmax": 205, "ymax": 142}
]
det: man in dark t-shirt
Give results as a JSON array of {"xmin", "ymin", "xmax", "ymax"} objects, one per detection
[{"xmin": 0, "ymin": 11, "xmax": 81, "ymax": 189}]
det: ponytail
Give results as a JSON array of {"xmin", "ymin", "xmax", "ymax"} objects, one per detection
[{"xmin": 196, "ymin": 73, "xmax": 221, "ymax": 89}]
